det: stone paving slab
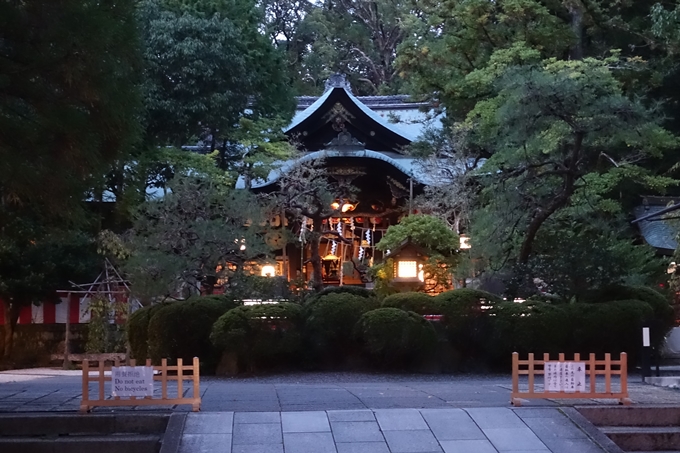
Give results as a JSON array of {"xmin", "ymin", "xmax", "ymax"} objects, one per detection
[{"xmin": 170, "ymin": 408, "xmax": 607, "ymax": 453}]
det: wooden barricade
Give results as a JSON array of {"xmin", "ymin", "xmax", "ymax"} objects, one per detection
[
  {"xmin": 80, "ymin": 357, "xmax": 201, "ymax": 412},
  {"xmin": 511, "ymin": 352, "xmax": 631, "ymax": 406}
]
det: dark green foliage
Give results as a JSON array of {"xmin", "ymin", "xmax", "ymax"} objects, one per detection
[
  {"xmin": 355, "ymin": 308, "xmax": 437, "ymax": 369},
  {"xmin": 146, "ymin": 296, "xmax": 237, "ymax": 371},
  {"xmin": 434, "ymin": 289, "xmax": 502, "ymax": 320},
  {"xmin": 486, "ymin": 301, "xmax": 575, "ymax": 365},
  {"xmin": 211, "ymin": 303, "xmax": 304, "ymax": 371},
  {"xmin": 583, "ymin": 285, "xmax": 673, "ymax": 346},
  {"xmin": 305, "ymin": 286, "xmax": 378, "ymax": 306},
  {"xmin": 381, "ymin": 292, "xmax": 438, "ymax": 315},
  {"xmin": 128, "ymin": 302, "xmax": 170, "ymax": 361},
  {"xmin": 434, "ymin": 289, "xmax": 503, "ymax": 364},
  {"xmin": 0, "ymin": 0, "xmax": 142, "ymax": 211},
  {"xmin": 304, "ymin": 293, "xmax": 378, "ymax": 362},
  {"xmin": 487, "ymin": 299, "xmax": 656, "ymax": 368}
]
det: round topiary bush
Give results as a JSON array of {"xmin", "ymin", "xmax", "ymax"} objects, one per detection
[
  {"xmin": 354, "ymin": 308, "xmax": 437, "ymax": 369},
  {"xmin": 146, "ymin": 296, "xmax": 238, "ymax": 371},
  {"xmin": 381, "ymin": 292, "xmax": 438, "ymax": 315},
  {"xmin": 127, "ymin": 302, "xmax": 171, "ymax": 361},
  {"xmin": 304, "ymin": 293, "xmax": 379, "ymax": 363},
  {"xmin": 211, "ymin": 302, "xmax": 304, "ymax": 372},
  {"xmin": 304, "ymin": 285, "xmax": 378, "ymax": 306}
]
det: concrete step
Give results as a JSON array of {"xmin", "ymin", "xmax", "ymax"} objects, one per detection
[
  {"xmin": 578, "ymin": 406, "xmax": 680, "ymax": 427},
  {"xmin": 0, "ymin": 412, "xmax": 169, "ymax": 436},
  {"xmin": 0, "ymin": 434, "xmax": 161, "ymax": 453},
  {"xmin": 600, "ymin": 426, "xmax": 680, "ymax": 452}
]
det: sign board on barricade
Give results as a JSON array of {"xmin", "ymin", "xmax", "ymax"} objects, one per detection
[
  {"xmin": 511, "ymin": 352, "xmax": 630, "ymax": 406},
  {"xmin": 544, "ymin": 361, "xmax": 586, "ymax": 393},
  {"xmin": 80, "ymin": 357, "xmax": 201, "ymax": 412},
  {"xmin": 111, "ymin": 366, "xmax": 154, "ymax": 397}
]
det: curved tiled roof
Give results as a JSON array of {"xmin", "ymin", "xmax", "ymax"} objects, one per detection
[{"xmin": 633, "ymin": 205, "xmax": 678, "ymax": 252}]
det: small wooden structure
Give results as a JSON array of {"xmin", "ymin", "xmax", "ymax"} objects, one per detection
[
  {"xmin": 80, "ymin": 357, "xmax": 201, "ymax": 412},
  {"xmin": 511, "ymin": 352, "xmax": 631, "ymax": 406}
]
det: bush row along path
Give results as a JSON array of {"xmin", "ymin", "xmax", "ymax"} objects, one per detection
[{"xmin": 1, "ymin": 369, "xmax": 680, "ymax": 413}]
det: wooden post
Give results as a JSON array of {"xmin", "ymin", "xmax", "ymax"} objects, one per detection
[
  {"xmin": 63, "ymin": 292, "xmax": 72, "ymax": 370},
  {"xmin": 81, "ymin": 360, "xmax": 90, "ymax": 412},
  {"xmin": 192, "ymin": 357, "xmax": 200, "ymax": 412}
]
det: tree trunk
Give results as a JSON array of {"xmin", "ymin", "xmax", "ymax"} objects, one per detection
[
  {"xmin": 2, "ymin": 301, "xmax": 21, "ymax": 360},
  {"xmin": 517, "ymin": 132, "xmax": 583, "ymax": 265},
  {"xmin": 310, "ymin": 217, "xmax": 324, "ymax": 292},
  {"xmin": 565, "ymin": 0, "xmax": 584, "ymax": 60}
]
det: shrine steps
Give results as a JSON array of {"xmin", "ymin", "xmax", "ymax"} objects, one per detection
[
  {"xmin": 579, "ymin": 406, "xmax": 680, "ymax": 452},
  {"xmin": 0, "ymin": 412, "xmax": 170, "ymax": 453}
]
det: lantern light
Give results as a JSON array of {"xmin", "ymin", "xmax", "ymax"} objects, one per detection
[
  {"xmin": 397, "ymin": 260, "xmax": 418, "ymax": 279},
  {"xmin": 261, "ymin": 265, "xmax": 276, "ymax": 277}
]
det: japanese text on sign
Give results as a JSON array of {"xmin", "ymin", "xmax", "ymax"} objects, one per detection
[
  {"xmin": 544, "ymin": 362, "xmax": 586, "ymax": 393},
  {"xmin": 111, "ymin": 366, "xmax": 154, "ymax": 397}
]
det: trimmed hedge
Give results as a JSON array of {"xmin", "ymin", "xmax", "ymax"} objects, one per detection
[
  {"xmin": 127, "ymin": 302, "xmax": 170, "ymax": 361},
  {"xmin": 434, "ymin": 289, "xmax": 502, "ymax": 362},
  {"xmin": 211, "ymin": 303, "xmax": 304, "ymax": 371},
  {"xmin": 305, "ymin": 285, "xmax": 378, "ymax": 306},
  {"xmin": 381, "ymin": 292, "xmax": 438, "ymax": 315},
  {"xmin": 486, "ymin": 299, "xmax": 655, "ymax": 367},
  {"xmin": 304, "ymin": 293, "xmax": 379, "ymax": 362},
  {"xmin": 355, "ymin": 308, "xmax": 437, "ymax": 369},
  {"xmin": 584, "ymin": 285, "xmax": 673, "ymax": 346},
  {"xmin": 145, "ymin": 295, "xmax": 238, "ymax": 371}
]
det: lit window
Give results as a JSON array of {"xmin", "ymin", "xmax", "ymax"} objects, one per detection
[{"xmin": 397, "ymin": 260, "xmax": 418, "ymax": 279}]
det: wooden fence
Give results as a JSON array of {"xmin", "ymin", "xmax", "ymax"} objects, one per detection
[
  {"xmin": 80, "ymin": 357, "xmax": 201, "ymax": 412},
  {"xmin": 511, "ymin": 352, "xmax": 631, "ymax": 406}
]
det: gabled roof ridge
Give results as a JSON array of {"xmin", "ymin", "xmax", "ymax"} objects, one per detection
[{"xmin": 284, "ymin": 86, "xmax": 416, "ymax": 143}]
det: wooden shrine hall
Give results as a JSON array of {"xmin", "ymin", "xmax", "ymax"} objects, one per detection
[{"xmin": 240, "ymin": 74, "xmax": 445, "ymax": 286}]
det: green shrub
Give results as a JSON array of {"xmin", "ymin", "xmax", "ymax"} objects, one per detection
[
  {"xmin": 305, "ymin": 285, "xmax": 378, "ymax": 306},
  {"xmin": 355, "ymin": 308, "xmax": 437, "ymax": 369},
  {"xmin": 486, "ymin": 301, "xmax": 575, "ymax": 365},
  {"xmin": 434, "ymin": 288, "xmax": 502, "ymax": 363},
  {"xmin": 128, "ymin": 302, "xmax": 170, "ymax": 360},
  {"xmin": 382, "ymin": 292, "xmax": 438, "ymax": 315},
  {"xmin": 487, "ymin": 299, "xmax": 655, "ymax": 368},
  {"xmin": 304, "ymin": 293, "xmax": 378, "ymax": 362},
  {"xmin": 583, "ymin": 285, "xmax": 673, "ymax": 346},
  {"xmin": 146, "ymin": 296, "xmax": 238, "ymax": 371},
  {"xmin": 211, "ymin": 302, "xmax": 304, "ymax": 372},
  {"xmin": 573, "ymin": 300, "xmax": 654, "ymax": 360}
]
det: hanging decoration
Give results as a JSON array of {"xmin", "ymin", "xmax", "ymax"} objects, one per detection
[
  {"xmin": 299, "ymin": 216, "xmax": 308, "ymax": 243},
  {"xmin": 359, "ymin": 228, "xmax": 371, "ymax": 261}
]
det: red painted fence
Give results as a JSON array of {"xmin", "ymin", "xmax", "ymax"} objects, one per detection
[{"xmin": 0, "ymin": 292, "xmax": 131, "ymax": 325}]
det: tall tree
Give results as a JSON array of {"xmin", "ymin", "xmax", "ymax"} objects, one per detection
[
  {"xmin": 467, "ymin": 56, "xmax": 677, "ymax": 290},
  {"xmin": 0, "ymin": 0, "xmax": 142, "ymax": 359},
  {"xmin": 0, "ymin": 0, "xmax": 142, "ymax": 213},
  {"xmin": 139, "ymin": 0, "xmax": 296, "ymax": 165}
]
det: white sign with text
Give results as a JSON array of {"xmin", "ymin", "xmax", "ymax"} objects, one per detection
[
  {"xmin": 111, "ymin": 366, "xmax": 154, "ymax": 397},
  {"xmin": 544, "ymin": 362, "xmax": 586, "ymax": 393}
]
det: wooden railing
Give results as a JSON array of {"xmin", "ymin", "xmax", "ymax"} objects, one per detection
[
  {"xmin": 511, "ymin": 352, "xmax": 631, "ymax": 406},
  {"xmin": 80, "ymin": 357, "xmax": 201, "ymax": 412}
]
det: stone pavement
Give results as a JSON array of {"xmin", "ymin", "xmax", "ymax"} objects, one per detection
[
  {"xmin": 174, "ymin": 407, "xmax": 608, "ymax": 453},
  {"xmin": 3, "ymin": 369, "xmax": 680, "ymax": 452},
  {"xmin": 3, "ymin": 369, "xmax": 680, "ymax": 413}
]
